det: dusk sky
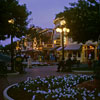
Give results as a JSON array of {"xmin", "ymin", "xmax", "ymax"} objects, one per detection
[
  {"xmin": 19, "ymin": 0, "xmax": 77, "ymax": 28},
  {"xmin": 1, "ymin": 0, "xmax": 77, "ymax": 46}
]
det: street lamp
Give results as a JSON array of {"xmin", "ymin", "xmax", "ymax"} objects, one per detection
[
  {"xmin": 8, "ymin": 19, "xmax": 15, "ymax": 71},
  {"xmin": 56, "ymin": 19, "xmax": 70, "ymax": 60}
]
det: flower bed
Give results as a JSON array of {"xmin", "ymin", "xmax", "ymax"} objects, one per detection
[{"xmin": 7, "ymin": 74, "xmax": 100, "ymax": 100}]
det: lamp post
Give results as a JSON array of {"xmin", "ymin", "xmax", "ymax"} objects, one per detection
[
  {"xmin": 56, "ymin": 19, "xmax": 70, "ymax": 61},
  {"xmin": 8, "ymin": 19, "xmax": 15, "ymax": 71}
]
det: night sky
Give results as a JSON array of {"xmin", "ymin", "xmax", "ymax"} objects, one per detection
[{"xmin": 1, "ymin": 0, "xmax": 77, "ymax": 46}]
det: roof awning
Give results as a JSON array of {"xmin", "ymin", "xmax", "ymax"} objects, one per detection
[
  {"xmin": 56, "ymin": 47, "xmax": 62, "ymax": 51},
  {"xmin": 21, "ymin": 49, "xmax": 37, "ymax": 53},
  {"xmin": 50, "ymin": 46, "xmax": 60, "ymax": 51},
  {"xmin": 64, "ymin": 44, "xmax": 81, "ymax": 50}
]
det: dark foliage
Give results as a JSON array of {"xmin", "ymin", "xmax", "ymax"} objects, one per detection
[
  {"xmin": 56, "ymin": 0, "xmax": 100, "ymax": 43},
  {"xmin": 0, "ymin": 0, "xmax": 31, "ymax": 40}
]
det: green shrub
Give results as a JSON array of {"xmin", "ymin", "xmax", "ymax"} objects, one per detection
[{"xmin": 93, "ymin": 60, "xmax": 100, "ymax": 80}]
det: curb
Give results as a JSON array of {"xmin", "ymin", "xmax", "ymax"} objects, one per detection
[
  {"xmin": 73, "ymin": 70, "xmax": 93, "ymax": 73},
  {"xmin": 0, "ymin": 72, "xmax": 19, "ymax": 76},
  {"xmin": 7, "ymin": 72, "xmax": 19, "ymax": 76},
  {"xmin": 3, "ymin": 84, "xmax": 17, "ymax": 100}
]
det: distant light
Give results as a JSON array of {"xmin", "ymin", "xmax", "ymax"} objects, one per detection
[
  {"xmin": 63, "ymin": 28, "xmax": 67, "ymax": 32},
  {"xmin": 8, "ymin": 19, "xmax": 14, "ymax": 24},
  {"xmin": 60, "ymin": 20, "xmax": 66, "ymax": 25},
  {"xmin": 54, "ymin": 40, "xmax": 56, "ymax": 44},
  {"xmin": 66, "ymin": 28, "xmax": 70, "ymax": 33},
  {"xmin": 56, "ymin": 28, "xmax": 62, "ymax": 33}
]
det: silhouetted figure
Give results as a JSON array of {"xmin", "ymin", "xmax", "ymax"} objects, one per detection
[
  {"xmin": 72, "ymin": 55, "xmax": 80, "ymax": 67},
  {"xmin": 73, "ymin": 56, "xmax": 77, "ymax": 64},
  {"xmin": 88, "ymin": 53, "xmax": 92, "ymax": 68},
  {"xmin": 57, "ymin": 60, "xmax": 65, "ymax": 72},
  {"xmin": 65, "ymin": 54, "xmax": 72, "ymax": 72}
]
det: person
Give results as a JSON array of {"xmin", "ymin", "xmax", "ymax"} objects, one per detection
[
  {"xmin": 28, "ymin": 55, "xmax": 32, "ymax": 68},
  {"xmin": 15, "ymin": 53, "xmax": 24, "ymax": 73},
  {"xmin": 73, "ymin": 55, "xmax": 77, "ymax": 64},
  {"xmin": 88, "ymin": 53, "xmax": 92, "ymax": 68},
  {"xmin": 65, "ymin": 54, "xmax": 72, "ymax": 72},
  {"xmin": 56, "ymin": 60, "xmax": 65, "ymax": 72}
]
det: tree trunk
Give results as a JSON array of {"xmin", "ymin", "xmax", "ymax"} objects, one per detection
[{"xmin": 11, "ymin": 35, "xmax": 14, "ymax": 71}]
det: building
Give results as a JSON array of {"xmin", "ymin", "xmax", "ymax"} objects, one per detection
[
  {"xmin": 16, "ymin": 27, "xmax": 54, "ymax": 61},
  {"xmin": 53, "ymin": 17, "xmax": 99, "ymax": 62}
]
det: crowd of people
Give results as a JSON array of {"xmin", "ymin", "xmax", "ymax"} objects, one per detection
[
  {"xmin": 14, "ymin": 52, "xmax": 80, "ymax": 72},
  {"xmin": 57, "ymin": 54, "xmax": 80, "ymax": 72}
]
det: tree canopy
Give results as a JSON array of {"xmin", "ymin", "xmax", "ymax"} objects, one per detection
[
  {"xmin": 56, "ymin": 0, "xmax": 100, "ymax": 43},
  {"xmin": 27, "ymin": 26, "xmax": 52, "ymax": 47},
  {"xmin": 0, "ymin": 0, "xmax": 31, "ymax": 40}
]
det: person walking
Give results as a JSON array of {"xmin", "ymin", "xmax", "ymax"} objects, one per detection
[
  {"xmin": 56, "ymin": 60, "xmax": 65, "ymax": 72},
  {"xmin": 65, "ymin": 54, "xmax": 72, "ymax": 72}
]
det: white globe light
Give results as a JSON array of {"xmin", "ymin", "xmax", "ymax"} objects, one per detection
[{"xmin": 56, "ymin": 28, "xmax": 62, "ymax": 33}]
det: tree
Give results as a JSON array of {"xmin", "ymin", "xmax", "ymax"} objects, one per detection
[
  {"xmin": 56, "ymin": 0, "xmax": 100, "ymax": 43},
  {"xmin": 0, "ymin": 0, "xmax": 31, "ymax": 71},
  {"xmin": 27, "ymin": 26, "xmax": 51, "ymax": 48},
  {"xmin": 0, "ymin": 0, "xmax": 31, "ymax": 39}
]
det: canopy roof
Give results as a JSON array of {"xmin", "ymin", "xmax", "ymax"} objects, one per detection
[
  {"xmin": 56, "ymin": 47, "xmax": 62, "ymax": 51},
  {"xmin": 56, "ymin": 44, "xmax": 81, "ymax": 51},
  {"xmin": 64, "ymin": 44, "xmax": 81, "ymax": 50}
]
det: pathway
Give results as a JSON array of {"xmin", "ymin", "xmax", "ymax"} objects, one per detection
[{"xmin": 0, "ymin": 65, "xmax": 93, "ymax": 100}]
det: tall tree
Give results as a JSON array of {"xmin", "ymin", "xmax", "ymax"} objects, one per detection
[
  {"xmin": 56, "ymin": 0, "xmax": 100, "ymax": 43},
  {"xmin": 0, "ymin": 0, "xmax": 31, "ymax": 71},
  {"xmin": 0, "ymin": 0, "xmax": 31, "ymax": 39}
]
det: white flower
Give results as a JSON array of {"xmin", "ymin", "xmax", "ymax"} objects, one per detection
[
  {"xmin": 52, "ymin": 95, "xmax": 55, "ymax": 98},
  {"xmin": 24, "ymin": 88, "xmax": 26, "ymax": 90},
  {"xmin": 44, "ymin": 80, "xmax": 48, "ymax": 83},
  {"xmin": 82, "ymin": 96, "xmax": 87, "ymax": 100},
  {"xmin": 48, "ymin": 89, "xmax": 51, "ymax": 93},
  {"xmin": 63, "ymin": 89, "xmax": 66, "ymax": 91},
  {"xmin": 83, "ymin": 91, "xmax": 87, "ymax": 96},
  {"xmin": 92, "ymin": 97, "xmax": 95, "ymax": 99},
  {"xmin": 37, "ymin": 82, "xmax": 40, "ymax": 84},
  {"xmin": 72, "ymin": 89, "xmax": 75, "ymax": 93},
  {"xmin": 56, "ymin": 82, "xmax": 59, "ymax": 85},
  {"xmin": 77, "ymin": 80, "xmax": 79, "ymax": 83},
  {"xmin": 27, "ymin": 90, "xmax": 31, "ymax": 92},
  {"xmin": 27, "ymin": 77, "xmax": 32, "ymax": 81},
  {"xmin": 52, "ymin": 89, "xmax": 55, "ymax": 93},
  {"xmin": 87, "ymin": 90, "xmax": 90, "ymax": 93},
  {"xmin": 55, "ymin": 94, "xmax": 58, "ymax": 97},
  {"xmin": 74, "ymin": 92, "xmax": 77, "ymax": 95},
  {"xmin": 98, "ymin": 93, "xmax": 100, "ymax": 97},
  {"xmin": 91, "ymin": 90, "xmax": 95, "ymax": 93},
  {"xmin": 73, "ymin": 82, "xmax": 77, "ymax": 86},
  {"xmin": 55, "ymin": 89, "xmax": 59, "ymax": 93},
  {"xmin": 32, "ymin": 95, "xmax": 35, "ymax": 100},
  {"xmin": 45, "ymin": 95, "xmax": 48, "ymax": 99},
  {"xmin": 66, "ymin": 94, "xmax": 71, "ymax": 98},
  {"xmin": 67, "ymin": 87, "xmax": 71, "ymax": 92},
  {"xmin": 88, "ymin": 94, "xmax": 94, "ymax": 97}
]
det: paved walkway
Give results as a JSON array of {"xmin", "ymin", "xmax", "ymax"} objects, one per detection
[
  {"xmin": 0, "ymin": 65, "xmax": 65, "ymax": 100},
  {"xmin": 0, "ymin": 65, "xmax": 93, "ymax": 100}
]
